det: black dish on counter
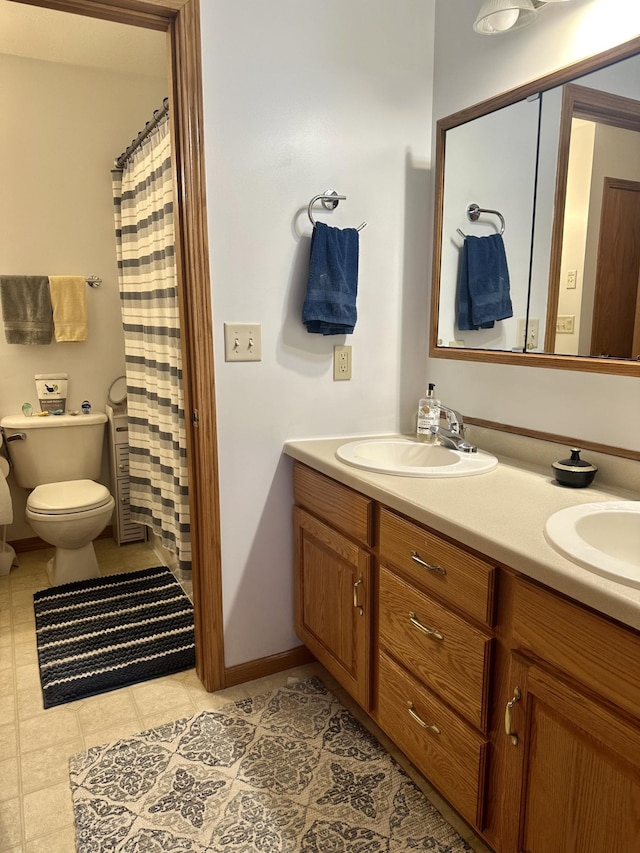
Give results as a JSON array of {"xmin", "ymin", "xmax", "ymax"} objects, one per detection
[{"xmin": 552, "ymin": 448, "xmax": 597, "ymax": 488}]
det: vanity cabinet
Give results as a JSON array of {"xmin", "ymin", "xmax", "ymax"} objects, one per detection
[
  {"xmin": 293, "ymin": 463, "xmax": 374, "ymax": 710},
  {"xmin": 501, "ymin": 577, "xmax": 640, "ymax": 853},
  {"xmin": 291, "ymin": 461, "xmax": 640, "ymax": 852}
]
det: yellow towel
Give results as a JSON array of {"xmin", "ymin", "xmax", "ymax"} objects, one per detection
[{"xmin": 48, "ymin": 276, "xmax": 88, "ymax": 342}]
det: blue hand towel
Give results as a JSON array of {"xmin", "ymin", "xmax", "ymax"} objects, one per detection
[
  {"xmin": 0, "ymin": 275, "xmax": 53, "ymax": 344},
  {"xmin": 302, "ymin": 222, "xmax": 359, "ymax": 335},
  {"xmin": 456, "ymin": 234, "xmax": 512, "ymax": 331}
]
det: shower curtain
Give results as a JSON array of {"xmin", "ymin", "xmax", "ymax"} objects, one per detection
[{"xmin": 111, "ymin": 114, "xmax": 191, "ymax": 573}]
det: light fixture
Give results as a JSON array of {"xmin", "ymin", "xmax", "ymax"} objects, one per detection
[{"xmin": 474, "ymin": 0, "xmax": 538, "ymax": 34}]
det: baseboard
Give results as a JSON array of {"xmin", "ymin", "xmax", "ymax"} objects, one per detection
[
  {"xmin": 224, "ymin": 645, "xmax": 316, "ymax": 688},
  {"xmin": 11, "ymin": 525, "xmax": 114, "ymax": 554}
]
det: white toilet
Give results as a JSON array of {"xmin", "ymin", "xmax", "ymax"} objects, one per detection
[{"xmin": 0, "ymin": 412, "xmax": 115, "ymax": 586}]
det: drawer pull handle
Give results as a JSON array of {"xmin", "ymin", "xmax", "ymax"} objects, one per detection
[
  {"xmin": 353, "ymin": 576, "xmax": 364, "ymax": 616},
  {"xmin": 407, "ymin": 702, "xmax": 441, "ymax": 734},
  {"xmin": 409, "ymin": 612, "xmax": 444, "ymax": 641},
  {"xmin": 411, "ymin": 551, "xmax": 447, "ymax": 575},
  {"xmin": 505, "ymin": 686, "xmax": 522, "ymax": 747}
]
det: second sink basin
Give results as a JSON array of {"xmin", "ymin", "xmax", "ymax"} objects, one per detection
[
  {"xmin": 544, "ymin": 501, "xmax": 640, "ymax": 588},
  {"xmin": 336, "ymin": 438, "xmax": 498, "ymax": 478}
]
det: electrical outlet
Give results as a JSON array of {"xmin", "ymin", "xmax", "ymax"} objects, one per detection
[
  {"xmin": 566, "ymin": 269, "xmax": 578, "ymax": 289},
  {"xmin": 556, "ymin": 314, "xmax": 575, "ymax": 334},
  {"xmin": 516, "ymin": 318, "xmax": 540, "ymax": 351},
  {"xmin": 224, "ymin": 323, "xmax": 262, "ymax": 362},
  {"xmin": 333, "ymin": 345, "xmax": 352, "ymax": 380}
]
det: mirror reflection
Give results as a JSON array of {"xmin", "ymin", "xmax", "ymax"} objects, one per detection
[{"xmin": 433, "ymin": 41, "xmax": 640, "ymax": 371}]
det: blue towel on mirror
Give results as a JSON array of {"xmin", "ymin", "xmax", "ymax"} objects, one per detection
[
  {"xmin": 456, "ymin": 234, "xmax": 512, "ymax": 331},
  {"xmin": 302, "ymin": 222, "xmax": 359, "ymax": 335}
]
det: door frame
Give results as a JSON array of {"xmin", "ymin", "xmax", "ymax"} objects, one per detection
[{"xmin": 10, "ymin": 0, "xmax": 225, "ymax": 691}]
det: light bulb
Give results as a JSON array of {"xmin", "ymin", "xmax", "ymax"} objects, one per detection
[{"xmin": 486, "ymin": 9, "xmax": 520, "ymax": 31}]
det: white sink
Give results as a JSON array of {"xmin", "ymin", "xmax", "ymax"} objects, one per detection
[
  {"xmin": 545, "ymin": 501, "xmax": 640, "ymax": 588},
  {"xmin": 335, "ymin": 438, "xmax": 498, "ymax": 478}
]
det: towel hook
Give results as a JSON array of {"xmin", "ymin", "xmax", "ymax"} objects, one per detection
[
  {"xmin": 307, "ymin": 189, "xmax": 367, "ymax": 231},
  {"xmin": 457, "ymin": 203, "xmax": 505, "ymax": 239}
]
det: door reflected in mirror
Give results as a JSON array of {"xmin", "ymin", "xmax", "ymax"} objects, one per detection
[{"xmin": 547, "ymin": 85, "xmax": 640, "ymax": 359}]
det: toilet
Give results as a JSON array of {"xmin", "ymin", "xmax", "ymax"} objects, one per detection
[{"xmin": 0, "ymin": 412, "xmax": 115, "ymax": 586}]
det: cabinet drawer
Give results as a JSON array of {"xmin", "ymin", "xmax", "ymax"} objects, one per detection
[
  {"xmin": 512, "ymin": 577, "xmax": 640, "ymax": 724},
  {"xmin": 294, "ymin": 462, "xmax": 373, "ymax": 546},
  {"xmin": 115, "ymin": 443, "xmax": 130, "ymax": 476},
  {"xmin": 376, "ymin": 651, "xmax": 487, "ymax": 829},
  {"xmin": 379, "ymin": 567, "xmax": 492, "ymax": 732},
  {"xmin": 111, "ymin": 416, "xmax": 130, "ymax": 445},
  {"xmin": 379, "ymin": 508, "xmax": 495, "ymax": 626}
]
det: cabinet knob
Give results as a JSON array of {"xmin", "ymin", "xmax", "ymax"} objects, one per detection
[
  {"xmin": 505, "ymin": 686, "xmax": 522, "ymax": 746},
  {"xmin": 407, "ymin": 702, "xmax": 440, "ymax": 734},
  {"xmin": 411, "ymin": 551, "xmax": 447, "ymax": 575},
  {"xmin": 409, "ymin": 611, "xmax": 444, "ymax": 641}
]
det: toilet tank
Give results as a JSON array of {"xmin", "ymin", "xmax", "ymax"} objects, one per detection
[{"xmin": 0, "ymin": 413, "xmax": 107, "ymax": 489}]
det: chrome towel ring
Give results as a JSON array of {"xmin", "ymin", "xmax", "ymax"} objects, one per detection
[{"xmin": 307, "ymin": 190, "xmax": 367, "ymax": 231}]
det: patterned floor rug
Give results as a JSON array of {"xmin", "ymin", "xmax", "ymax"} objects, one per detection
[
  {"xmin": 34, "ymin": 566, "xmax": 195, "ymax": 708},
  {"xmin": 69, "ymin": 676, "xmax": 472, "ymax": 852}
]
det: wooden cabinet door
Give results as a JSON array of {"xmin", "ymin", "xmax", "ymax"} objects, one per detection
[
  {"xmin": 503, "ymin": 654, "xmax": 640, "ymax": 853},
  {"xmin": 293, "ymin": 506, "xmax": 372, "ymax": 710}
]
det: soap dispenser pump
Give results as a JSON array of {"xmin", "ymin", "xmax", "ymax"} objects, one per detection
[{"xmin": 417, "ymin": 383, "xmax": 441, "ymax": 441}]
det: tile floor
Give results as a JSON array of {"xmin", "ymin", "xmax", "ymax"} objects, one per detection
[{"xmin": 0, "ymin": 539, "xmax": 491, "ymax": 852}]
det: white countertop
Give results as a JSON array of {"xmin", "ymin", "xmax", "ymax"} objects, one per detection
[{"xmin": 284, "ymin": 434, "xmax": 640, "ymax": 632}]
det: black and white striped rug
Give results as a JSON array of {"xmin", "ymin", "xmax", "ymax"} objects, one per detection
[{"xmin": 33, "ymin": 566, "xmax": 195, "ymax": 708}]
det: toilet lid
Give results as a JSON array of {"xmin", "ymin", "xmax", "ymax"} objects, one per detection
[{"xmin": 28, "ymin": 480, "xmax": 112, "ymax": 515}]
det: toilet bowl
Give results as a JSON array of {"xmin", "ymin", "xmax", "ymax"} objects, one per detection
[{"xmin": 26, "ymin": 479, "xmax": 115, "ymax": 586}]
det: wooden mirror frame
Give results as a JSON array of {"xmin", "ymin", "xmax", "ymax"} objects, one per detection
[{"xmin": 430, "ymin": 34, "xmax": 640, "ymax": 377}]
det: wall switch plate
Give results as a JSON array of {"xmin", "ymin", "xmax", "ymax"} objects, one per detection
[
  {"xmin": 224, "ymin": 323, "xmax": 262, "ymax": 362},
  {"xmin": 516, "ymin": 318, "xmax": 539, "ymax": 350},
  {"xmin": 556, "ymin": 314, "xmax": 575, "ymax": 334},
  {"xmin": 333, "ymin": 345, "xmax": 352, "ymax": 380}
]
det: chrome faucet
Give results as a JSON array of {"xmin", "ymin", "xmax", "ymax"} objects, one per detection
[{"xmin": 428, "ymin": 405, "xmax": 477, "ymax": 453}]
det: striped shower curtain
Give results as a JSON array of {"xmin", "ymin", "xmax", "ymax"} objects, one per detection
[{"xmin": 111, "ymin": 114, "xmax": 191, "ymax": 573}]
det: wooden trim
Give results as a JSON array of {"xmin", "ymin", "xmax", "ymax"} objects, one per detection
[
  {"xmin": 428, "ymin": 342, "xmax": 640, "ymax": 377},
  {"xmin": 466, "ymin": 416, "xmax": 640, "ymax": 463},
  {"xmin": 9, "ymin": 0, "xmax": 185, "ymax": 28},
  {"xmin": 169, "ymin": 0, "xmax": 225, "ymax": 692},
  {"xmin": 16, "ymin": 0, "xmax": 225, "ymax": 692},
  {"xmin": 430, "ymin": 35, "xmax": 640, "ymax": 378},
  {"xmin": 224, "ymin": 646, "xmax": 316, "ymax": 688}
]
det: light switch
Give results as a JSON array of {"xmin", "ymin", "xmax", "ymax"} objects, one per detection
[{"xmin": 224, "ymin": 323, "xmax": 262, "ymax": 362}]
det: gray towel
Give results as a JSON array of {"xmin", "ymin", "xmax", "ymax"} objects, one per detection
[{"xmin": 0, "ymin": 276, "xmax": 53, "ymax": 344}]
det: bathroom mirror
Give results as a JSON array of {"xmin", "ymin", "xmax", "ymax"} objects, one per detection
[{"xmin": 430, "ymin": 35, "xmax": 640, "ymax": 376}]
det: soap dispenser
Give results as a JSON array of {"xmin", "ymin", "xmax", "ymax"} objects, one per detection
[{"xmin": 417, "ymin": 383, "xmax": 441, "ymax": 442}]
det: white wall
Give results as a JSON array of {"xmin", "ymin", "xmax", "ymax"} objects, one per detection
[
  {"xmin": 200, "ymin": 0, "xmax": 435, "ymax": 666},
  {"xmin": 0, "ymin": 53, "xmax": 166, "ymax": 538},
  {"xmin": 430, "ymin": 0, "xmax": 640, "ymax": 450}
]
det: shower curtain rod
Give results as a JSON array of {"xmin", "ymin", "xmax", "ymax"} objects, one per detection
[{"xmin": 113, "ymin": 97, "xmax": 169, "ymax": 171}]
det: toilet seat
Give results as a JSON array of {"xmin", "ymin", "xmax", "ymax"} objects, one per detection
[{"xmin": 27, "ymin": 480, "xmax": 112, "ymax": 515}]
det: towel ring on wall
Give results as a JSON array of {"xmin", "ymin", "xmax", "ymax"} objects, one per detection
[
  {"xmin": 307, "ymin": 189, "xmax": 367, "ymax": 231},
  {"xmin": 457, "ymin": 203, "xmax": 505, "ymax": 239}
]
